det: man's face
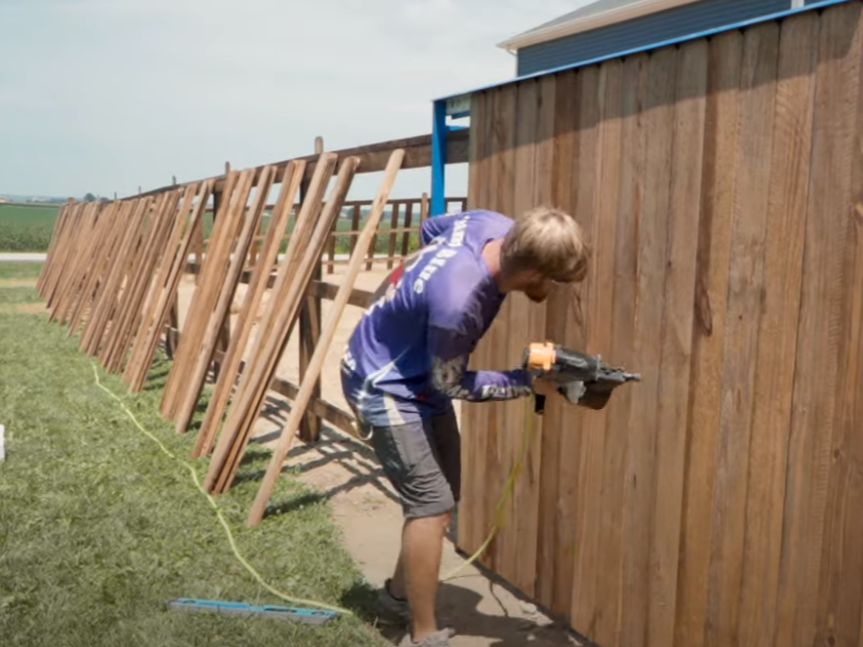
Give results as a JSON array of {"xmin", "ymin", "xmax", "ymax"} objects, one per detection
[{"xmin": 520, "ymin": 272, "xmax": 555, "ymax": 303}]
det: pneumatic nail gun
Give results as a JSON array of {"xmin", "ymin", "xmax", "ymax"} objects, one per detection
[{"xmin": 523, "ymin": 342, "xmax": 641, "ymax": 414}]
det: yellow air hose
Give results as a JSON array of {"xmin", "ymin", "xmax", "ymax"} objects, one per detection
[
  {"xmin": 440, "ymin": 396, "xmax": 535, "ymax": 582},
  {"xmin": 93, "ymin": 363, "xmax": 535, "ymax": 612},
  {"xmin": 92, "ymin": 364, "xmax": 354, "ymax": 616}
]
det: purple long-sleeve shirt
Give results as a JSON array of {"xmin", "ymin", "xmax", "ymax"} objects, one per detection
[{"xmin": 340, "ymin": 209, "xmax": 533, "ymax": 427}]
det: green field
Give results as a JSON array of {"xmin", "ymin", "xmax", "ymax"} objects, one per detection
[
  {"xmin": 0, "ymin": 203, "xmax": 61, "ymax": 252},
  {"xmin": 0, "ymin": 202, "xmax": 421, "ymax": 257}
]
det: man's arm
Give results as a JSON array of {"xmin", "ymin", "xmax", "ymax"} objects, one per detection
[{"xmin": 427, "ymin": 324, "xmax": 533, "ymax": 402}]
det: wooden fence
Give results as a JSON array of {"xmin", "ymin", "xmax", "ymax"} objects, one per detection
[
  {"xmin": 34, "ymin": 132, "xmax": 469, "ymax": 528},
  {"xmin": 457, "ymin": 3, "xmax": 863, "ymax": 647}
]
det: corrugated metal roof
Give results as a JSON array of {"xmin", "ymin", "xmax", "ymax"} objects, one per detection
[
  {"xmin": 435, "ymin": 0, "xmax": 852, "ymax": 104},
  {"xmin": 517, "ymin": 0, "xmax": 788, "ymax": 76},
  {"xmin": 508, "ymin": 0, "xmax": 643, "ymax": 41}
]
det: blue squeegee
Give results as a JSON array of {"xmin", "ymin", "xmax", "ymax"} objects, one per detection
[{"xmin": 167, "ymin": 598, "xmax": 340, "ymax": 625}]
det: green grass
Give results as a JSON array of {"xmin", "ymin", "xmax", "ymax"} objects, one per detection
[
  {"xmin": 0, "ymin": 204, "xmax": 60, "ymax": 252},
  {"xmin": 0, "ymin": 266, "xmax": 385, "ymax": 647},
  {"xmin": 0, "ymin": 261, "xmax": 44, "ymax": 280}
]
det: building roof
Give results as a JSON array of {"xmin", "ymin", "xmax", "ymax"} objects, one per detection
[
  {"xmin": 437, "ymin": 0, "xmax": 845, "ymax": 105},
  {"xmin": 499, "ymin": 0, "xmax": 707, "ymax": 51},
  {"xmin": 505, "ymin": 0, "xmax": 642, "ymax": 42}
]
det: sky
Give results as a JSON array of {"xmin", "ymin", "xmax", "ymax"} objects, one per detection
[{"xmin": 0, "ymin": 0, "xmax": 596, "ymax": 202}]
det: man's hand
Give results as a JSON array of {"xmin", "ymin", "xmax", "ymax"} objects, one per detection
[{"xmin": 530, "ymin": 375, "xmax": 559, "ymax": 397}]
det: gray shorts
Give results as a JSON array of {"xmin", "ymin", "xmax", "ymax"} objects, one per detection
[{"xmin": 362, "ymin": 408, "xmax": 461, "ymax": 519}]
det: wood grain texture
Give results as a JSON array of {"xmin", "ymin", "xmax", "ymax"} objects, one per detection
[
  {"xmin": 498, "ymin": 77, "xmax": 539, "ymax": 595},
  {"xmin": 192, "ymin": 162, "xmax": 305, "ymax": 458},
  {"xmin": 588, "ymin": 53, "xmax": 644, "ymax": 646},
  {"xmin": 245, "ymin": 150, "xmax": 404, "ymax": 527},
  {"xmin": 123, "ymin": 180, "xmax": 213, "ymax": 392},
  {"xmin": 736, "ymin": 13, "xmax": 818, "ymax": 647},
  {"xmin": 648, "ymin": 37, "xmax": 707, "ymax": 647},
  {"xmin": 774, "ymin": 5, "xmax": 862, "ymax": 646},
  {"xmin": 673, "ymin": 30, "xmax": 742, "ymax": 647},
  {"xmin": 620, "ymin": 46, "xmax": 676, "ymax": 647},
  {"xmin": 535, "ymin": 68, "xmax": 578, "ymax": 610},
  {"xmin": 813, "ymin": 4, "xmax": 863, "ymax": 647},
  {"xmin": 570, "ymin": 57, "xmax": 623, "ymax": 644},
  {"xmin": 704, "ymin": 21, "xmax": 780, "ymax": 647},
  {"xmin": 457, "ymin": 87, "xmax": 491, "ymax": 556},
  {"xmin": 173, "ymin": 166, "xmax": 276, "ymax": 433}
]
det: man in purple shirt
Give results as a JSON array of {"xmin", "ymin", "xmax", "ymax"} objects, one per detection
[{"xmin": 340, "ymin": 205, "xmax": 589, "ymax": 646}]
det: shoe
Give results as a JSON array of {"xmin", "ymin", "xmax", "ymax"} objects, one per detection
[
  {"xmin": 397, "ymin": 629, "xmax": 452, "ymax": 646},
  {"xmin": 374, "ymin": 578, "xmax": 410, "ymax": 623}
]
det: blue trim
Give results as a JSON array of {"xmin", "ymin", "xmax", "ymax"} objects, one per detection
[
  {"xmin": 432, "ymin": 0, "xmax": 854, "ymax": 104},
  {"xmin": 430, "ymin": 100, "xmax": 447, "ymax": 217}
]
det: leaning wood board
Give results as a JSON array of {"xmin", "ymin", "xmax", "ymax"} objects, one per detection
[
  {"xmin": 123, "ymin": 180, "xmax": 213, "ymax": 392},
  {"xmin": 245, "ymin": 149, "xmax": 404, "ymax": 526},
  {"xmin": 192, "ymin": 160, "xmax": 306, "ymax": 458},
  {"xmin": 160, "ymin": 169, "xmax": 253, "ymax": 421},
  {"xmin": 172, "ymin": 166, "xmax": 277, "ymax": 433},
  {"xmin": 207, "ymin": 157, "xmax": 357, "ymax": 494},
  {"xmin": 203, "ymin": 154, "xmax": 342, "ymax": 494}
]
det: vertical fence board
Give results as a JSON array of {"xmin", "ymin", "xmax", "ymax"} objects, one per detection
[
  {"xmin": 648, "ymin": 36, "xmax": 708, "ymax": 647},
  {"xmin": 775, "ymin": 5, "xmax": 862, "ymax": 646},
  {"xmin": 618, "ymin": 46, "xmax": 676, "ymax": 647},
  {"xmin": 479, "ymin": 83, "xmax": 517, "ymax": 574},
  {"xmin": 458, "ymin": 88, "xmax": 491, "ymax": 556},
  {"xmin": 814, "ymin": 4, "xmax": 863, "ymax": 646},
  {"xmin": 673, "ymin": 29, "xmax": 743, "ymax": 647},
  {"xmin": 570, "ymin": 57, "xmax": 624, "ymax": 644},
  {"xmin": 704, "ymin": 21, "xmax": 780, "ymax": 647},
  {"xmin": 556, "ymin": 63, "xmax": 600, "ymax": 621},
  {"xmin": 535, "ymin": 68, "xmax": 578, "ymax": 610},
  {"xmin": 736, "ymin": 12, "xmax": 818, "ymax": 647}
]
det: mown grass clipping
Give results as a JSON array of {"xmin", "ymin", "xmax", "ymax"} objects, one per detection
[{"xmin": 0, "ymin": 265, "xmax": 384, "ymax": 647}]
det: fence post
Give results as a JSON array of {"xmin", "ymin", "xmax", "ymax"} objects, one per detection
[{"xmin": 299, "ymin": 137, "xmax": 324, "ymax": 442}]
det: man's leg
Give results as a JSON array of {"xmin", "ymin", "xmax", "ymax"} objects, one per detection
[
  {"xmin": 402, "ymin": 510, "xmax": 451, "ymax": 640},
  {"xmin": 369, "ymin": 415, "xmax": 457, "ymax": 644},
  {"xmin": 398, "ymin": 407, "xmax": 461, "ymax": 642}
]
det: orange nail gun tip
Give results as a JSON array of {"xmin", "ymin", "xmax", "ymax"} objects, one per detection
[{"xmin": 526, "ymin": 341, "xmax": 556, "ymax": 372}]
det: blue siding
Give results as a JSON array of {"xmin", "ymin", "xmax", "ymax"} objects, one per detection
[{"xmin": 517, "ymin": 0, "xmax": 790, "ymax": 76}]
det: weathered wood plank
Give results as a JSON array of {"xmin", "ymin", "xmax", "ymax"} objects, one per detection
[
  {"xmin": 570, "ymin": 56, "xmax": 624, "ymax": 643},
  {"xmin": 774, "ymin": 4, "xmax": 862, "ymax": 646},
  {"xmin": 535, "ymin": 68, "xmax": 578, "ymax": 610},
  {"xmin": 479, "ymin": 83, "xmax": 517, "ymax": 574},
  {"xmin": 497, "ymin": 76, "xmax": 539, "ymax": 595},
  {"xmin": 590, "ymin": 51, "xmax": 645, "ymax": 646},
  {"xmin": 193, "ymin": 162, "xmax": 305, "ymax": 458},
  {"xmin": 647, "ymin": 36, "xmax": 708, "ymax": 647},
  {"xmin": 457, "ymin": 87, "xmax": 491, "ymax": 557},
  {"xmin": 123, "ymin": 180, "xmax": 213, "ymax": 392},
  {"xmin": 558, "ymin": 62, "xmax": 600, "ymax": 622},
  {"xmin": 673, "ymin": 30, "xmax": 743, "ymax": 647},
  {"xmin": 703, "ymin": 20, "xmax": 780, "ymax": 647},
  {"xmin": 735, "ymin": 12, "xmax": 818, "ymax": 647},
  {"xmin": 813, "ymin": 4, "xmax": 863, "ymax": 646},
  {"xmin": 174, "ymin": 166, "xmax": 277, "ymax": 433},
  {"xmin": 618, "ymin": 45, "xmax": 676, "ymax": 647}
]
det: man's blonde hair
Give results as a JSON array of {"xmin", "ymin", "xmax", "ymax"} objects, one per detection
[{"xmin": 500, "ymin": 205, "xmax": 590, "ymax": 283}]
